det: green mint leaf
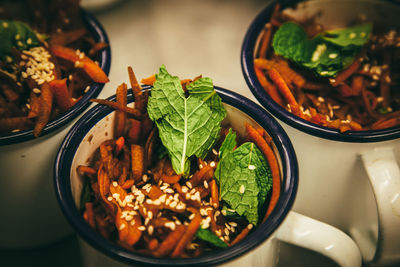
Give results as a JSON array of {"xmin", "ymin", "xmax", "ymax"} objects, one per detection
[
  {"xmin": 147, "ymin": 65, "xmax": 226, "ymax": 175},
  {"xmin": 80, "ymin": 179, "xmax": 93, "ymax": 212},
  {"xmin": 196, "ymin": 228, "xmax": 228, "ymax": 248},
  {"xmin": 0, "ymin": 20, "xmax": 40, "ymax": 63},
  {"xmin": 215, "ymin": 142, "xmax": 272, "ymax": 225},
  {"xmin": 272, "ymin": 22, "xmax": 371, "ymax": 77},
  {"xmin": 219, "ymin": 128, "xmax": 237, "ymax": 160},
  {"xmin": 321, "ymin": 23, "xmax": 372, "ymax": 47}
]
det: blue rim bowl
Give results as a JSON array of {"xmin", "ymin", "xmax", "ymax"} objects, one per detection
[
  {"xmin": 0, "ymin": 9, "xmax": 111, "ymax": 146},
  {"xmin": 241, "ymin": 0, "xmax": 400, "ymax": 143},
  {"xmin": 54, "ymin": 86, "xmax": 298, "ymax": 266}
]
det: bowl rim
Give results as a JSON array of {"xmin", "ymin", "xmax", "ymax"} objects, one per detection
[
  {"xmin": 0, "ymin": 8, "xmax": 111, "ymax": 146},
  {"xmin": 54, "ymin": 85, "xmax": 298, "ymax": 266},
  {"xmin": 240, "ymin": 0, "xmax": 400, "ymax": 143}
]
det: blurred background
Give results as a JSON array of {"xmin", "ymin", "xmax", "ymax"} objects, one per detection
[{"xmin": 0, "ymin": 0, "xmax": 338, "ymax": 266}]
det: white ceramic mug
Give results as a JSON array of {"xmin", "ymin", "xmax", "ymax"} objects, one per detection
[
  {"xmin": 0, "ymin": 10, "xmax": 111, "ymax": 249},
  {"xmin": 241, "ymin": 0, "xmax": 400, "ymax": 265},
  {"xmin": 54, "ymin": 87, "xmax": 361, "ymax": 267}
]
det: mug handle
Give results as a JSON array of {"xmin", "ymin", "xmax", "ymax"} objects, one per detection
[
  {"xmin": 356, "ymin": 147, "xmax": 400, "ymax": 265},
  {"xmin": 275, "ymin": 211, "xmax": 362, "ymax": 267}
]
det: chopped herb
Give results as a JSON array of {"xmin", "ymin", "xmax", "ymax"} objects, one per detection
[{"xmin": 196, "ymin": 228, "xmax": 228, "ymax": 248}]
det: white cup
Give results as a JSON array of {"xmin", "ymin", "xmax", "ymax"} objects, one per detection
[
  {"xmin": 0, "ymin": 10, "xmax": 111, "ymax": 249},
  {"xmin": 54, "ymin": 87, "xmax": 361, "ymax": 267},
  {"xmin": 241, "ymin": 0, "xmax": 400, "ymax": 265}
]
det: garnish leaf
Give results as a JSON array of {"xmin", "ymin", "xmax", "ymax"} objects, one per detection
[
  {"xmin": 218, "ymin": 128, "xmax": 237, "ymax": 161},
  {"xmin": 196, "ymin": 228, "xmax": 228, "ymax": 248},
  {"xmin": 0, "ymin": 20, "xmax": 40, "ymax": 63},
  {"xmin": 215, "ymin": 141, "xmax": 272, "ymax": 225},
  {"xmin": 147, "ymin": 65, "xmax": 226, "ymax": 175},
  {"xmin": 321, "ymin": 23, "xmax": 372, "ymax": 47},
  {"xmin": 272, "ymin": 22, "xmax": 372, "ymax": 77}
]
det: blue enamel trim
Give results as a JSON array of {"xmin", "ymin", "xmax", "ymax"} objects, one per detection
[
  {"xmin": 0, "ymin": 9, "xmax": 111, "ymax": 146},
  {"xmin": 54, "ymin": 86, "xmax": 298, "ymax": 266},
  {"xmin": 241, "ymin": 0, "xmax": 400, "ymax": 143}
]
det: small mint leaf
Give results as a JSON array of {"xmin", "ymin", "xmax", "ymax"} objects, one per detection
[{"xmin": 196, "ymin": 228, "xmax": 228, "ymax": 248}]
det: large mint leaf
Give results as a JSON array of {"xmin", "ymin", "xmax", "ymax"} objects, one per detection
[
  {"xmin": 215, "ymin": 142, "xmax": 272, "ymax": 225},
  {"xmin": 0, "ymin": 20, "xmax": 40, "ymax": 63},
  {"xmin": 218, "ymin": 128, "xmax": 236, "ymax": 160},
  {"xmin": 147, "ymin": 65, "xmax": 226, "ymax": 175},
  {"xmin": 272, "ymin": 22, "xmax": 371, "ymax": 77},
  {"xmin": 196, "ymin": 228, "xmax": 228, "ymax": 248}
]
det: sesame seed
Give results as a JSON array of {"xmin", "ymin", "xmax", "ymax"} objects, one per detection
[
  {"xmin": 212, "ymin": 149, "xmax": 218, "ymax": 156},
  {"xmin": 219, "ymin": 237, "xmax": 224, "ymax": 242},
  {"xmin": 138, "ymin": 226, "xmax": 146, "ymax": 231},
  {"xmin": 6, "ymin": 56, "xmax": 12, "ymax": 63},
  {"xmin": 224, "ymin": 228, "xmax": 230, "ymax": 236},
  {"xmin": 165, "ymin": 222, "xmax": 176, "ymax": 230},
  {"xmin": 349, "ymin": 32, "xmax": 356, "ymax": 39},
  {"xmin": 189, "ymin": 213, "xmax": 196, "ymax": 220},
  {"xmin": 119, "ymin": 224, "xmax": 126, "ymax": 230},
  {"xmin": 224, "ymin": 236, "xmax": 230, "ymax": 241},
  {"xmin": 372, "ymin": 74, "xmax": 380, "ymax": 81},
  {"xmin": 148, "ymin": 211, "xmax": 153, "ymax": 219},
  {"xmin": 125, "ymin": 215, "xmax": 133, "ymax": 221},
  {"xmin": 210, "ymin": 161, "xmax": 216, "ymax": 167},
  {"xmin": 176, "ymin": 203, "xmax": 186, "ymax": 210},
  {"xmin": 112, "ymin": 181, "xmax": 118, "ymax": 187},
  {"xmin": 144, "ymin": 218, "xmax": 150, "ymax": 225},
  {"xmin": 130, "ymin": 220, "xmax": 136, "ymax": 226},
  {"xmin": 148, "ymin": 225, "xmax": 154, "ymax": 235},
  {"xmin": 186, "ymin": 181, "xmax": 192, "ymax": 189},
  {"xmin": 248, "ymin": 165, "xmax": 255, "ymax": 170},
  {"xmin": 17, "ymin": 41, "xmax": 23, "ymax": 47},
  {"xmin": 165, "ymin": 188, "xmax": 174, "ymax": 194},
  {"xmin": 146, "ymin": 199, "xmax": 153, "ymax": 204},
  {"xmin": 25, "ymin": 103, "xmax": 31, "ymax": 109},
  {"xmin": 153, "ymin": 199, "xmax": 161, "ymax": 205},
  {"xmin": 84, "ymin": 86, "xmax": 90, "ymax": 93},
  {"xmin": 203, "ymin": 180, "xmax": 209, "ymax": 189},
  {"xmin": 182, "ymin": 186, "xmax": 188, "ymax": 193},
  {"xmin": 221, "ymin": 210, "xmax": 227, "ymax": 216},
  {"xmin": 33, "ymin": 88, "xmax": 41, "ymax": 94},
  {"xmin": 27, "ymin": 38, "xmax": 32, "ymax": 45},
  {"xmin": 142, "ymin": 174, "xmax": 149, "ymax": 182},
  {"xmin": 239, "ymin": 185, "xmax": 245, "ymax": 194},
  {"xmin": 170, "ymin": 201, "xmax": 178, "ymax": 208},
  {"xmin": 107, "ymin": 196, "xmax": 113, "ymax": 201},
  {"xmin": 2, "ymin": 22, "xmax": 8, "ymax": 28},
  {"xmin": 229, "ymin": 222, "xmax": 238, "ymax": 227},
  {"xmin": 79, "ymin": 52, "xmax": 85, "ymax": 59},
  {"xmin": 328, "ymin": 53, "xmax": 337, "ymax": 59},
  {"xmin": 247, "ymin": 224, "xmax": 254, "ymax": 230},
  {"xmin": 69, "ymin": 74, "xmax": 73, "ymax": 80},
  {"xmin": 160, "ymin": 184, "xmax": 168, "ymax": 190},
  {"xmin": 317, "ymin": 97, "xmax": 325, "ymax": 102},
  {"xmin": 199, "ymin": 164, "xmax": 203, "ymax": 169}
]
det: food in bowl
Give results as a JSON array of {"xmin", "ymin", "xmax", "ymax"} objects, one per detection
[
  {"xmin": 0, "ymin": 0, "xmax": 109, "ymax": 136},
  {"xmin": 77, "ymin": 65, "xmax": 281, "ymax": 258},
  {"xmin": 253, "ymin": 2, "xmax": 400, "ymax": 132}
]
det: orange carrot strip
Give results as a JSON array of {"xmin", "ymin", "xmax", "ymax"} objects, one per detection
[
  {"xmin": 115, "ymin": 136, "xmax": 125, "ymax": 155},
  {"xmin": 49, "ymin": 79, "xmax": 74, "ymax": 111},
  {"xmin": 255, "ymin": 66, "xmax": 284, "ymax": 106},
  {"xmin": 77, "ymin": 165, "xmax": 97, "ymax": 178},
  {"xmin": 171, "ymin": 209, "xmax": 202, "ymax": 258},
  {"xmin": 127, "ymin": 118, "xmax": 141, "ymax": 144},
  {"xmin": 33, "ymin": 83, "xmax": 53, "ymax": 137},
  {"xmin": 127, "ymin": 66, "xmax": 146, "ymax": 113},
  {"xmin": 148, "ymin": 238, "xmax": 159, "ymax": 251},
  {"xmin": 51, "ymin": 44, "xmax": 109, "ymax": 83},
  {"xmin": 114, "ymin": 83, "xmax": 128, "ymax": 138},
  {"xmin": 90, "ymin": 99, "xmax": 142, "ymax": 120},
  {"xmin": 153, "ymin": 225, "xmax": 186, "ymax": 257},
  {"xmin": 27, "ymin": 92, "xmax": 40, "ymax": 119},
  {"xmin": 207, "ymin": 209, "xmax": 218, "ymax": 233},
  {"xmin": 258, "ymin": 23, "xmax": 273, "ymax": 58},
  {"xmin": 84, "ymin": 202, "xmax": 96, "ymax": 229},
  {"xmin": 332, "ymin": 56, "xmax": 362, "ymax": 86},
  {"xmin": 190, "ymin": 165, "xmax": 214, "ymax": 187},
  {"xmin": 141, "ymin": 74, "xmax": 156, "ymax": 86},
  {"xmin": 230, "ymin": 224, "xmax": 253, "ymax": 246},
  {"xmin": 121, "ymin": 179, "xmax": 135, "ymax": 189},
  {"xmin": 268, "ymin": 68, "xmax": 298, "ymax": 108},
  {"xmin": 244, "ymin": 123, "xmax": 280, "ymax": 221},
  {"xmin": 131, "ymin": 144, "xmax": 144, "ymax": 182},
  {"xmin": 210, "ymin": 179, "xmax": 219, "ymax": 209},
  {"xmin": 161, "ymin": 174, "xmax": 181, "ymax": 184}
]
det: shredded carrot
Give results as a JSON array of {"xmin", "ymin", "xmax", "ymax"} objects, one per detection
[
  {"xmin": 90, "ymin": 99, "xmax": 142, "ymax": 120},
  {"xmin": 153, "ymin": 225, "xmax": 186, "ymax": 257},
  {"xmin": 268, "ymin": 68, "xmax": 298, "ymax": 108},
  {"xmin": 255, "ymin": 67, "xmax": 284, "ymax": 106},
  {"xmin": 245, "ymin": 123, "xmax": 281, "ymax": 221},
  {"xmin": 131, "ymin": 144, "xmax": 144, "ymax": 182},
  {"xmin": 230, "ymin": 224, "xmax": 253, "ymax": 246},
  {"xmin": 84, "ymin": 202, "xmax": 96, "ymax": 229},
  {"xmin": 171, "ymin": 208, "xmax": 202, "ymax": 258},
  {"xmin": 115, "ymin": 136, "xmax": 125, "ymax": 155},
  {"xmin": 332, "ymin": 56, "xmax": 362, "ymax": 86},
  {"xmin": 33, "ymin": 83, "xmax": 53, "ymax": 137},
  {"xmin": 258, "ymin": 23, "xmax": 273, "ymax": 59},
  {"xmin": 114, "ymin": 83, "xmax": 128, "ymax": 138},
  {"xmin": 141, "ymin": 74, "xmax": 156, "ymax": 86},
  {"xmin": 210, "ymin": 179, "xmax": 220, "ymax": 209}
]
